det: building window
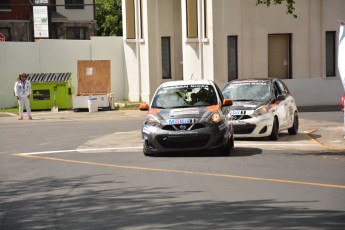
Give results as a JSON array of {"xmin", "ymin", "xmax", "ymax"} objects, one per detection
[
  {"xmin": 65, "ymin": 0, "xmax": 84, "ymax": 9},
  {"xmin": 161, "ymin": 37, "xmax": 171, "ymax": 79},
  {"xmin": 0, "ymin": 0, "xmax": 10, "ymax": 10},
  {"xmin": 66, "ymin": 27, "xmax": 87, "ymax": 40},
  {"xmin": 203, "ymin": 0, "xmax": 207, "ymax": 38},
  {"xmin": 125, "ymin": 0, "xmax": 135, "ymax": 39},
  {"xmin": 326, "ymin": 31, "xmax": 336, "ymax": 77},
  {"xmin": 0, "ymin": 27, "xmax": 11, "ymax": 41},
  {"xmin": 227, "ymin": 36, "xmax": 238, "ymax": 81},
  {"xmin": 186, "ymin": 0, "xmax": 198, "ymax": 38},
  {"xmin": 139, "ymin": 0, "xmax": 143, "ymax": 39}
]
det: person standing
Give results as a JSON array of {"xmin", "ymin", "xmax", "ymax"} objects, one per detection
[{"xmin": 14, "ymin": 73, "xmax": 32, "ymax": 120}]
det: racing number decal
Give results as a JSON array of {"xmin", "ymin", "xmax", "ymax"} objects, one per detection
[
  {"xmin": 168, "ymin": 118, "xmax": 197, "ymax": 125},
  {"xmin": 231, "ymin": 110, "xmax": 246, "ymax": 115}
]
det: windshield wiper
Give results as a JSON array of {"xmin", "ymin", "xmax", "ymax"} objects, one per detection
[
  {"xmin": 234, "ymin": 99, "xmax": 253, "ymax": 101},
  {"xmin": 170, "ymin": 106, "xmax": 190, "ymax": 109},
  {"xmin": 152, "ymin": 106, "xmax": 166, "ymax": 109}
]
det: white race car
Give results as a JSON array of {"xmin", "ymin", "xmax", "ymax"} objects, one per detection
[{"xmin": 222, "ymin": 79, "xmax": 299, "ymax": 140}]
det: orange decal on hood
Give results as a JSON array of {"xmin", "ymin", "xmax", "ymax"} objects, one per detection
[
  {"xmin": 206, "ymin": 105, "xmax": 220, "ymax": 112},
  {"xmin": 149, "ymin": 108, "xmax": 161, "ymax": 115}
]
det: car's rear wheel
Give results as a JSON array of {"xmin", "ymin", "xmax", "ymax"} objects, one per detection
[
  {"xmin": 269, "ymin": 117, "xmax": 279, "ymax": 140},
  {"xmin": 288, "ymin": 112, "xmax": 299, "ymax": 135}
]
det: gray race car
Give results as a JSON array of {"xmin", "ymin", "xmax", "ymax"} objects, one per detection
[{"xmin": 140, "ymin": 80, "xmax": 234, "ymax": 156}]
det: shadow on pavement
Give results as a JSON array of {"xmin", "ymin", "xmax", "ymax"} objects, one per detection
[
  {"xmin": 0, "ymin": 175, "xmax": 344, "ymax": 229},
  {"xmin": 149, "ymin": 147, "xmax": 262, "ymax": 158}
]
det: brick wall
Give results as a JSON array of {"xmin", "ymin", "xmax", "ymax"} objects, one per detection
[{"xmin": 0, "ymin": 0, "xmax": 31, "ymax": 20}]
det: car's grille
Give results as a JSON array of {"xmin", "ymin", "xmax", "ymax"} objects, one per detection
[
  {"xmin": 190, "ymin": 123, "xmax": 205, "ymax": 130},
  {"xmin": 232, "ymin": 115, "xmax": 251, "ymax": 120},
  {"xmin": 233, "ymin": 124, "xmax": 256, "ymax": 134},
  {"xmin": 162, "ymin": 123, "xmax": 206, "ymax": 131},
  {"xmin": 157, "ymin": 134, "xmax": 210, "ymax": 149}
]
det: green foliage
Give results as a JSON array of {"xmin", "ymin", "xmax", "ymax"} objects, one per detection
[
  {"xmin": 256, "ymin": 0, "xmax": 297, "ymax": 18},
  {"xmin": 96, "ymin": 0, "xmax": 123, "ymax": 36}
]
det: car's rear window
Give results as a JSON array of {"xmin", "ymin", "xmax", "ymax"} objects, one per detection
[
  {"xmin": 223, "ymin": 81, "xmax": 271, "ymax": 101},
  {"xmin": 152, "ymin": 84, "xmax": 218, "ymax": 109}
]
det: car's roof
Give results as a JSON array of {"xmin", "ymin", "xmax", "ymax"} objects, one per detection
[
  {"xmin": 229, "ymin": 78, "xmax": 272, "ymax": 83},
  {"xmin": 159, "ymin": 80, "xmax": 215, "ymax": 87}
]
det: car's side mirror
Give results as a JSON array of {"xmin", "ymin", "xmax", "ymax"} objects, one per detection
[
  {"xmin": 222, "ymin": 99, "xmax": 233, "ymax": 106},
  {"xmin": 277, "ymin": 95, "xmax": 285, "ymax": 101},
  {"xmin": 139, "ymin": 103, "xmax": 149, "ymax": 111}
]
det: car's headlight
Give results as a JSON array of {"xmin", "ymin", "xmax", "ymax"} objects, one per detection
[
  {"xmin": 254, "ymin": 105, "xmax": 269, "ymax": 116},
  {"xmin": 207, "ymin": 111, "xmax": 222, "ymax": 123},
  {"xmin": 144, "ymin": 114, "xmax": 160, "ymax": 126}
]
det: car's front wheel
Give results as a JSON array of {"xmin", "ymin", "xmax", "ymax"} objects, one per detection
[
  {"xmin": 288, "ymin": 112, "xmax": 299, "ymax": 135},
  {"xmin": 269, "ymin": 117, "xmax": 279, "ymax": 140},
  {"xmin": 220, "ymin": 135, "xmax": 234, "ymax": 156},
  {"xmin": 143, "ymin": 147, "xmax": 157, "ymax": 157}
]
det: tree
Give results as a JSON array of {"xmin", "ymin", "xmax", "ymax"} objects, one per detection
[
  {"xmin": 96, "ymin": 0, "xmax": 123, "ymax": 36},
  {"xmin": 256, "ymin": 0, "xmax": 297, "ymax": 18}
]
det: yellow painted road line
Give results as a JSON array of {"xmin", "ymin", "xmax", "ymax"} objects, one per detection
[{"xmin": 14, "ymin": 153, "xmax": 345, "ymax": 189}]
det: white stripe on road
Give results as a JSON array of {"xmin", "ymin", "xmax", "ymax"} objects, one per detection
[
  {"xmin": 18, "ymin": 147, "xmax": 143, "ymax": 155},
  {"xmin": 17, "ymin": 142, "xmax": 317, "ymax": 156},
  {"xmin": 235, "ymin": 143, "xmax": 317, "ymax": 146}
]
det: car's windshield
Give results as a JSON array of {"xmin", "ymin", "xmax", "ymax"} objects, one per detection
[
  {"xmin": 223, "ymin": 81, "xmax": 271, "ymax": 101},
  {"xmin": 151, "ymin": 84, "xmax": 218, "ymax": 109}
]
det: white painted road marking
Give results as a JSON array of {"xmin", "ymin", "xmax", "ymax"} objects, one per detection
[{"xmin": 16, "ymin": 142, "xmax": 318, "ymax": 156}]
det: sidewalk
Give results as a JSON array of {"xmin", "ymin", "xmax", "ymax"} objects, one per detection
[
  {"xmin": 298, "ymin": 108, "xmax": 345, "ymax": 152},
  {"xmin": 1, "ymin": 109, "xmax": 345, "ymax": 153},
  {"xmin": 307, "ymin": 124, "xmax": 345, "ymax": 153}
]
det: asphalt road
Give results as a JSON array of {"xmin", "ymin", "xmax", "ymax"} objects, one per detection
[{"xmin": 0, "ymin": 110, "xmax": 344, "ymax": 229}]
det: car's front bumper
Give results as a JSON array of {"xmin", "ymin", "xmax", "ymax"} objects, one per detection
[
  {"xmin": 232, "ymin": 113, "xmax": 273, "ymax": 138},
  {"xmin": 142, "ymin": 122, "xmax": 231, "ymax": 154}
]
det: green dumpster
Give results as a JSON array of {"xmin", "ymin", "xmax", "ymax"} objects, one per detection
[{"xmin": 27, "ymin": 73, "xmax": 73, "ymax": 110}]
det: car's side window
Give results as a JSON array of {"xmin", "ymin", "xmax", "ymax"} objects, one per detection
[
  {"xmin": 274, "ymin": 81, "xmax": 287, "ymax": 96},
  {"xmin": 273, "ymin": 83, "xmax": 281, "ymax": 98},
  {"xmin": 279, "ymin": 80, "xmax": 290, "ymax": 95}
]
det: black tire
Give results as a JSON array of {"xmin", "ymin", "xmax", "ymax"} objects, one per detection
[
  {"xmin": 288, "ymin": 112, "xmax": 299, "ymax": 135},
  {"xmin": 229, "ymin": 132, "xmax": 234, "ymax": 148},
  {"xmin": 220, "ymin": 135, "xmax": 233, "ymax": 156},
  {"xmin": 269, "ymin": 117, "xmax": 279, "ymax": 140},
  {"xmin": 143, "ymin": 148, "xmax": 155, "ymax": 157}
]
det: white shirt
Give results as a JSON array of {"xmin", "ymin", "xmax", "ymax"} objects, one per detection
[{"xmin": 14, "ymin": 80, "xmax": 32, "ymax": 98}]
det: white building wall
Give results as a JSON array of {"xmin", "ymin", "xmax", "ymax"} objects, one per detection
[
  {"xmin": 39, "ymin": 39, "xmax": 91, "ymax": 88},
  {"xmin": 143, "ymin": 0, "xmax": 158, "ymax": 102},
  {"xmin": 0, "ymin": 37, "xmax": 125, "ymax": 109},
  {"xmin": 182, "ymin": 0, "xmax": 202, "ymax": 80},
  {"xmin": 123, "ymin": 0, "xmax": 182, "ymax": 102},
  {"xmin": 157, "ymin": 0, "xmax": 183, "ymax": 82},
  {"xmin": 204, "ymin": 0, "xmax": 344, "ymax": 105},
  {"xmin": 122, "ymin": 0, "xmax": 140, "ymax": 102},
  {"xmin": 0, "ymin": 42, "xmax": 40, "ymax": 109},
  {"xmin": 91, "ymin": 37, "xmax": 126, "ymax": 101},
  {"xmin": 202, "ymin": 0, "xmax": 215, "ymax": 81}
]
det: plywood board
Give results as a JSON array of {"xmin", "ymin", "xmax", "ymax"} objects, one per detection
[{"xmin": 77, "ymin": 60, "xmax": 111, "ymax": 95}]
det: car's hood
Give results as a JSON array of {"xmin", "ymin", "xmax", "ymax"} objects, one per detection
[
  {"xmin": 231, "ymin": 100, "xmax": 267, "ymax": 110},
  {"xmin": 151, "ymin": 107, "xmax": 216, "ymax": 120}
]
